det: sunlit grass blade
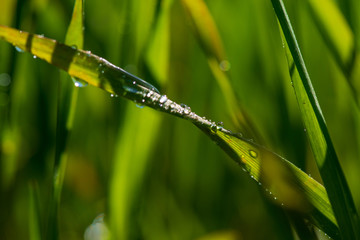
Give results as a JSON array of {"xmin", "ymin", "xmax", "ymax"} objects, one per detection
[
  {"xmin": 0, "ymin": 24, "xmax": 343, "ymax": 238},
  {"xmin": 271, "ymin": 0, "xmax": 360, "ymax": 238},
  {"xmin": 180, "ymin": 0, "xmax": 258, "ymax": 138},
  {"xmin": 48, "ymin": 0, "xmax": 84, "ymax": 239},
  {"xmin": 305, "ymin": 0, "xmax": 360, "ymax": 104},
  {"xmin": 197, "ymin": 125, "xmax": 338, "ymax": 238},
  {"xmin": 29, "ymin": 181, "xmax": 42, "ymax": 240}
]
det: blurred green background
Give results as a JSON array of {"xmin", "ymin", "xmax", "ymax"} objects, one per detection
[{"xmin": 0, "ymin": 0, "xmax": 359, "ymax": 239}]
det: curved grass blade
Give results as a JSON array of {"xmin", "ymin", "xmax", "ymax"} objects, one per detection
[
  {"xmin": 305, "ymin": 0, "xmax": 360, "ymax": 104},
  {"xmin": 0, "ymin": 25, "xmax": 341, "ymax": 238},
  {"xmin": 180, "ymin": 0, "xmax": 259, "ymax": 139},
  {"xmin": 47, "ymin": 0, "xmax": 85, "ymax": 239},
  {"xmin": 271, "ymin": 0, "xmax": 360, "ymax": 238},
  {"xmin": 197, "ymin": 125, "xmax": 339, "ymax": 239}
]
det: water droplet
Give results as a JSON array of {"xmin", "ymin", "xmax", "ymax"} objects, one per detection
[
  {"xmin": 71, "ymin": 45, "xmax": 77, "ymax": 50},
  {"xmin": 110, "ymin": 93, "xmax": 118, "ymax": 98},
  {"xmin": 217, "ymin": 122, "xmax": 224, "ymax": 127},
  {"xmin": 210, "ymin": 122, "xmax": 218, "ymax": 134},
  {"xmin": 304, "ymin": 128, "xmax": 307, "ymax": 132},
  {"xmin": 219, "ymin": 60, "xmax": 231, "ymax": 71},
  {"xmin": 180, "ymin": 103, "xmax": 191, "ymax": 115},
  {"xmin": 249, "ymin": 150, "xmax": 258, "ymax": 158},
  {"xmin": 159, "ymin": 95, "xmax": 167, "ymax": 104},
  {"xmin": 72, "ymin": 77, "xmax": 88, "ymax": 88},
  {"xmin": 15, "ymin": 46, "xmax": 25, "ymax": 52},
  {"xmin": 0, "ymin": 73, "xmax": 11, "ymax": 87},
  {"xmin": 33, "ymin": 55, "xmax": 37, "ymax": 59}
]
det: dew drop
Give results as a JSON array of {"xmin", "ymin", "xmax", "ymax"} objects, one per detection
[
  {"xmin": 159, "ymin": 95, "xmax": 167, "ymax": 104},
  {"xmin": 219, "ymin": 60, "xmax": 231, "ymax": 71},
  {"xmin": 0, "ymin": 73, "xmax": 11, "ymax": 87},
  {"xmin": 136, "ymin": 103, "xmax": 144, "ymax": 109},
  {"xmin": 33, "ymin": 55, "xmax": 37, "ymax": 59},
  {"xmin": 15, "ymin": 46, "xmax": 25, "ymax": 53},
  {"xmin": 180, "ymin": 103, "xmax": 191, "ymax": 115},
  {"xmin": 210, "ymin": 123, "xmax": 218, "ymax": 134},
  {"xmin": 249, "ymin": 150, "xmax": 258, "ymax": 158},
  {"xmin": 110, "ymin": 93, "xmax": 118, "ymax": 98},
  {"xmin": 72, "ymin": 77, "xmax": 88, "ymax": 88}
]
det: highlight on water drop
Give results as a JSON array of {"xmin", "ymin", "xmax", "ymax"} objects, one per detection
[
  {"xmin": 15, "ymin": 46, "xmax": 25, "ymax": 53},
  {"xmin": 72, "ymin": 77, "xmax": 88, "ymax": 88}
]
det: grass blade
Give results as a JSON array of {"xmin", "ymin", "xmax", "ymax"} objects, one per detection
[
  {"xmin": 109, "ymin": 0, "xmax": 165, "ymax": 238},
  {"xmin": 0, "ymin": 24, "xmax": 343, "ymax": 238},
  {"xmin": 305, "ymin": 0, "xmax": 360, "ymax": 104},
  {"xmin": 271, "ymin": 0, "xmax": 360, "ymax": 238},
  {"xmin": 180, "ymin": 0, "xmax": 259, "ymax": 138},
  {"xmin": 197, "ymin": 125, "xmax": 339, "ymax": 238},
  {"xmin": 48, "ymin": 0, "xmax": 84, "ymax": 239},
  {"xmin": 29, "ymin": 181, "xmax": 42, "ymax": 240}
]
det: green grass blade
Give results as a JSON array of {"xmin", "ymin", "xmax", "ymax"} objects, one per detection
[
  {"xmin": 197, "ymin": 125, "xmax": 339, "ymax": 238},
  {"xmin": 180, "ymin": 0, "xmax": 258, "ymax": 138},
  {"xmin": 29, "ymin": 181, "xmax": 42, "ymax": 240},
  {"xmin": 48, "ymin": 0, "xmax": 84, "ymax": 239},
  {"xmin": 0, "ymin": 24, "xmax": 343, "ymax": 238},
  {"xmin": 109, "ymin": 0, "xmax": 166, "ymax": 238},
  {"xmin": 271, "ymin": 0, "xmax": 360, "ymax": 238},
  {"xmin": 307, "ymin": 0, "xmax": 354, "ymax": 73},
  {"xmin": 305, "ymin": 0, "xmax": 360, "ymax": 104}
]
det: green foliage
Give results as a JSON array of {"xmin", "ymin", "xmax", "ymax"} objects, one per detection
[{"xmin": 0, "ymin": 0, "xmax": 359, "ymax": 239}]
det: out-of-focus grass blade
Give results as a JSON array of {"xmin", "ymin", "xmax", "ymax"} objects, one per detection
[
  {"xmin": 306, "ymin": 0, "xmax": 360, "ymax": 103},
  {"xmin": 307, "ymin": 0, "xmax": 354, "ymax": 73},
  {"xmin": 29, "ymin": 181, "xmax": 42, "ymax": 240},
  {"xmin": 180, "ymin": 0, "xmax": 258, "ymax": 139},
  {"xmin": 48, "ymin": 0, "xmax": 84, "ymax": 239},
  {"xmin": 271, "ymin": 0, "xmax": 360, "ymax": 239},
  {"xmin": 109, "ymin": 1, "xmax": 170, "ymax": 238},
  {"xmin": 145, "ymin": 0, "xmax": 172, "ymax": 85},
  {"xmin": 197, "ymin": 124, "xmax": 339, "ymax": 238}
]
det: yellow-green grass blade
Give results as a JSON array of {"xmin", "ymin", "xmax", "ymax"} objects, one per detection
[
  {"xmin": 180, "ymin": 0, "xmax": 258, "ymax": 139},
  {"xmin": 271, "ymin": 0, "xmax": 360, "ymax": 238},
  {"xmin": 305, "ymin": 0, "xmax": 360, "ymax": 104},
  {"xmin": 197, "ymin": 124, "xmax": 338, "ymax": 238},
  {"xmin": 48, "ymin": 0, "xmax": 84, "ymax": 239},
  {"xmin": 0, "ymin": 25, "xmax": 341, "ymax": 238}
]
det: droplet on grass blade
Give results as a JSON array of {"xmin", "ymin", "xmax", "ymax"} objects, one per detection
[
  {"xmin": 249, "ymin": 150, "xmax": 258, "ymax": 158},
  {"xmin": 84, "ymin": 213, "xmax": 110, "ymax": 240},
  {"xmin": 72, "ymin": 77, "xmax": 88, "ymax": 88},
  {"xmin": 219, "ymin": 60, "xmax": 231, "ymax": 71},
  {"xmin": 159, "ymin": 95, "xmax": 168, "ymax": 104},
  {"xmin": 180, "ymin": 103, "xmax": 191, "ymax": 115},
  {"xmin": 0, "ymin": 73, "xmax": 11, "ymax": 87},
  {"xmin": 15, "ymin": 46, "xmax": 25, "ymax": 52}
]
